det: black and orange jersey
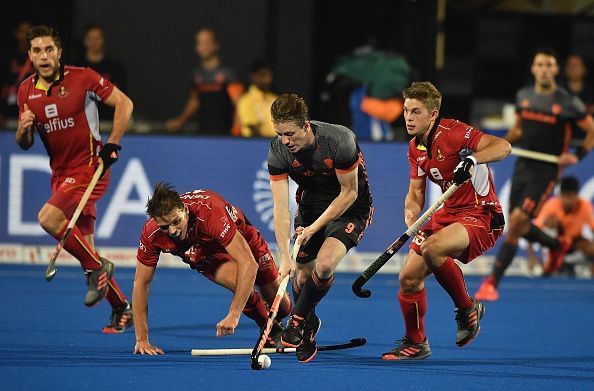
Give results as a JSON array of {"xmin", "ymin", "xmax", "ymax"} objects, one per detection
[
  {"xmin": 267, "ymin": 120, "xmax": 372, "ymax": 210},
  {"xmin": 516, "ymin": 86, "xmax": 588, "ymax": 156}
]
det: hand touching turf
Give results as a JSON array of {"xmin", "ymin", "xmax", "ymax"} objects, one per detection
[{"xmin": 134, "ymin": 340, "xmax": 164, "ymax": 355}]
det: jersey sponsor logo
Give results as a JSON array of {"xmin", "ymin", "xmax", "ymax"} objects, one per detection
[
  {"xmin": 44, "ymin": 104, "xmax": 58, "ymax": 118},
  {"xmin": 463, "ymin": 216, "xmax": 478, "ymax": 223},
  {"xmin": 99, "ymin": 77, "xmax": 105, "ymax": 86},
  {"xmin": 520, "ymin": 109, "xmax": 556, "ymax": 124},
  {"xmin": 323, "ymin": 159, "xmax": 334, "ymax": 169},
  {"xmin": 416, "ymin": 155, "xmax": 426, "ymax": 162},
  {"xmin": 291, "ymin": 159, "xmax": 302, "ymax": 168},
  {"xmin": 42, "ymin": 104, "xmax": 76, "ymax": 133},
  {"xmin": 43, "ymin": 117, "xmax": 76, "ymax": 133},
  {"xmin": 28, "ymin": 93, "xmax": 42, "ymax": 100},
  {"xmin": 138, "ymin": 241, "xmax": 146, "ymax": 252},
  {"xmin": 64, "ymin": 177, "xmax": 75, "ymax": 184}
]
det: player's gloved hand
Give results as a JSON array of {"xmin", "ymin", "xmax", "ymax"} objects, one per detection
[
  {"xmin": 453, "ymin": 156, "xmax": 477, "ymax": 185},
  {"xmin": 99, "ymin": 143, "xmax": 122, "ymax": 176}
]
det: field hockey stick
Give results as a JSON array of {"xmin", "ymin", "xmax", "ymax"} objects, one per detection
[
  {"xmin": 511, "ymin": 148, "xmax": 559, "ymax": 164},
  {"xmin": 352, "ymin": 183, "xmax": 459, "ymax": 298},
  {"xmin": 45, "ymin": 159, "xmax": 104, "ymax": 281},
  {"xmin": 249, "ymin": 238, "xmax": 301, "ymax": 369},
  {"xmin": 192, "ymin": 338, "xmax": 366, "ymax": 356}
]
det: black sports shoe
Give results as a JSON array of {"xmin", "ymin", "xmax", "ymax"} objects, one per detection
[
  {"xmin": 381, "ymin": 337, "xmax": 431, "ymax": 360},
  {"xmin": 102, "ymin": 301, "xmax": 133, "ymax": 334},
  {"xmin": 281, "ymin": 314, "xmax": 306, "ymax": 348},
  {"xmin": 84, "ymin": 258, "xmax": 114, "ymax": 307},
  {"xmin": 264, "ymin": 320, "xmax": 284, "ymax": 348},
  {"xmin": 455, "ymin": 299, "xmax": 485, "ymax": 347},
  {"xmin": 296, "ymin": 313, "xmax": 321, "ymax": 363}
]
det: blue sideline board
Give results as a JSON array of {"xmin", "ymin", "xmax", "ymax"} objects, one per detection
[{"xmin": 1, "ymin": 132, "xmax": 593, "ymax": 254}]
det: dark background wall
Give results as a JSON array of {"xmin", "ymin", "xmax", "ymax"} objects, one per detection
[{"xmin": 2, "ymin": 0, "xmax": 594, "ymax": 124}]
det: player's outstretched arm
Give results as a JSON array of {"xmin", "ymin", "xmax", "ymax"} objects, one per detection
[
  {"xmin": 132, "ymin": 261, "xmax": 164, "ymax": 355},
  {"xmin": 473, "ymin": 133, "xmax": 512, "ymax": 164},
  {"xmin": 103, "ymin": 86, "xmax": 133, "ymax": 146},
  {"xmin": 504, "ymin": 114, "xmax": 522, "ymax": 144},
  {"xmin": 217, "ymin": 232, "xmax": 259, "ymax": 337},
  {"xmin": 270, "ymin": 178, "xmax": 293, "ymax": 278}
]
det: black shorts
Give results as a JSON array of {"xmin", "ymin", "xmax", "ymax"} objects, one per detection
[
  {"xmin": 294, "ymin": 205, "xmax": 373, "ymax": 264},
  {"xmin": 508, "ymin": 160, "xmax": 559, "ymax": 218}
]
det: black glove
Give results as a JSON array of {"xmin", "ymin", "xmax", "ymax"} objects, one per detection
[
  {"xmin": 99, "ymin": 143, "xmax": 121, "ymax": 176},
  {"xmin": 453, "ymin": 156, "xmax": 477, "ymax": 185}
]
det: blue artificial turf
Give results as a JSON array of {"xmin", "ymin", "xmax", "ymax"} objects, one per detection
[{"xmin": 1, "ymin": 264, "xmax": 593, "ymax": 390}]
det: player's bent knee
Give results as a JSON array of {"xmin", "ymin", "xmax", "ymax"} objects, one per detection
[
  {"xmin": 314, "ymin": 262, "xmax": 335, "ymax": 279},
  {"xmin": 399, "ymin": 273, "xmax": 423, "ymax": 293},
  {"xmin": 419, "ymin": 237, "xmax": 441, "ymax": 260}
]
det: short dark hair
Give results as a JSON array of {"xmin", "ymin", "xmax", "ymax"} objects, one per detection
[
  {"xmin": 403, "ymin": 81, "xmax": 442, "ymax": 112},
  {"xmin": 26, "ymin": 25, "xmax": 61, "ymax": 49},
  {"xmin": 560, "ymin": 176, "xmax": 579, "ymax": 194},
  {"xmin": 250, "ymin": 58, "xmax": 273, "ymax": 74},
  {"xmin": 532, "ymin": 47, "xmax": 558, "ymax": 61},
  {"xmin": 271, "ymin": 93, "xmax": 309, "ymax": 127},
  {"xmin": 83, "ymin": 24, "xmax": 104, "ymax": 36},
  {"xmin": 146, "ymin": 182, "xmax": 184, "ymax": 218}
]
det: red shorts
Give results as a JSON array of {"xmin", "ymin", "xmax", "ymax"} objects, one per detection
[
  {"xmin": 410, "ymin": 207, "xmax": 504, "ymax": 264},
  {"xmin": 197, "ymin": 234, "xmax": 279, "ymax": 286},
  {"xmin": 47, "ymin": 165, "xmax": 109, "ymax": 235}
]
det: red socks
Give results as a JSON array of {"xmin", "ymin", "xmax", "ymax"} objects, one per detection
[
  {"xmin": 398, "ymin": 288, "xmax": 427, "ymax": 343},
  {"xmin": 432, "ymin": 257, "xmax": 473, "ymax": 308},
  {"xmin": 53, "ymin": 225, "xmax": 102, "ymax": 271},
  {"xmin": 106, "ymin": 277, "xmax": 129, "ymax": 309}
]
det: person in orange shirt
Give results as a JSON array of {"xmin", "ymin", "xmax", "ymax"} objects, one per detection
[{"xmin": 534, "ymin": 176, "xmax": 594, "ymax": 276}]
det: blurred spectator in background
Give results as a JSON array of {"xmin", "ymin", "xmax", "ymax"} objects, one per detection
[
  {"xmin": 562, "ymin": 54, "xmax": 594, "ymax": 143},
  {"xmin": 237, "ymin": 59, "xmax": 277, "ymax": 138},
  {"xmin": 78, "ymin": 24, "xmax": 127, "ymax": 119},
  {"xmin": 563, "ymin": 54, "xmax": 594, "ymax": 115},
  {"xmin": 0, "ymin": 20, "xmax": 34, "ymax": 127},
  {"xmin": 322, "ymin": 47, "xmax": 409, "ymax": 141},
  {"xmin": 166, "ymin": 28, "xmax": 243, "ymax": 136},
  {"xmin": 534, "ymin": 176, "xmax": 594, "ymax": 277},
  {"xmin": 80, "ymin": 24, "xmax": 127, "ymax": 91}
]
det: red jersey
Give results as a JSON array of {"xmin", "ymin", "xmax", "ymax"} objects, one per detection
[
  {"xmin": 17, "ymin": 66, "xmax": 114, "ymax": 172},
  {"xmin": 137, "ymin": 190, "xmax": 261, "ymax": 268},
  {"xmin": 408, "ymin": 118, "xmax": 502, "ymax": 212}
]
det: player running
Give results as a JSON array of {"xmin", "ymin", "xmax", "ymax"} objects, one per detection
[
  {"xmin": 133, "ymin": 183, "xmax": 292, "ymax": 355},
  {"xmin": 475, "ymin": 48, "xmax": 594, "ymax": 301},
  {"xmin": 268, "ymin": 93, "xmax": 373, "ymax": 362},
  {"xmin": 15, "ymin": 25, "xmax": 133, "ymax": 333},
  {"xmin": 381, "ymin": 82, "xmax": 510, "ymax": 360}
]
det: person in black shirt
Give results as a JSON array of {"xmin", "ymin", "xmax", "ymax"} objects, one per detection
[{"xmin": 475, "ymin": 48, "xmax": 594, "ymax": 301}]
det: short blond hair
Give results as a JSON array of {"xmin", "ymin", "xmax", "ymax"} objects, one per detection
[{"xmin": 403, "ymin": 81, "xmax": 442, "ymax": 112}]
